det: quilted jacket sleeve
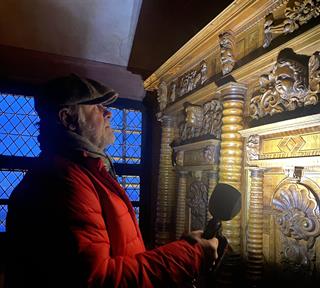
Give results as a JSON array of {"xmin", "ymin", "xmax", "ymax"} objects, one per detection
[{"xmin": 54, "ymin": 160, "xmax": 205, "ymax": 288}]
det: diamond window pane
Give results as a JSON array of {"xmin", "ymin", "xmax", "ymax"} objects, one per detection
[
  {"xmin": 0, "ymin": 94, "xmax": 40, "ymax": 157},
  {"xmin": 106, "ymin": 108, "xmax": 142, "ymax": 164},
  {"xmin": 0, "ymin": 205, "xmax": 8, "ymax": 232},
  {"xmin": 117, "ymin": 175, "xmax": 140, "ymax": 201},
  {"xmin": 0, "ymin": 170, "xmax": 26, "ymax": 199}
]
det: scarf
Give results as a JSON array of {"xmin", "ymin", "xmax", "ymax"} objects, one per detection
[{"xmin": 41, "ymin": 129, "xmax": 117, "ymax": 180}]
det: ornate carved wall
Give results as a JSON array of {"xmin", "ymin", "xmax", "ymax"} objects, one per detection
[{"xmin": 144, "ymin": 0, "xmax": 320, "ymax": 285}]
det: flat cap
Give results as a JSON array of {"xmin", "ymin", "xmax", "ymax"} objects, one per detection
[{"xmin": 35, "ymin": 74, "xmax": 118, "ymax": 111}]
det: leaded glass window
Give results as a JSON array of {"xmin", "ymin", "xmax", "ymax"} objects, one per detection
[
  {"xmin": 0, "ymin": 94, "xmax": 40, "ymax": 157},
  {"xmin": 106, "ymin": 108, "xmax": 142, "ymax": 164}
]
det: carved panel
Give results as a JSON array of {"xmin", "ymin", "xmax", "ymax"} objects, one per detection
[
  {"xmin": 179, "ymin": 99, "xmax": 222, "ymax": 144},
  {"xmin": 250, "ymin": 48, "xmax": 320, "ymax": 120},
  {"xmin": 183, "ymin": 144, "xmax": 220, "ymax": 167},
  {"xmin": 260, "ymin": 131, "xmax": 320, "ymax": 159},
  {"xmin": 263, "ymin": 0, "xmax": 320, "ymax": 48},
  {"xmin": 187, "ymin": 179, "xmax": 208, "ymax": 230},
  {"xmin": 272, "ymin": 183, "xmax": 320, "ymax": 275}
]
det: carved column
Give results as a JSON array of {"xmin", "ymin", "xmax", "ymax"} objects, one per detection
[
  {"xmin": 155, "ymin": 115, "xmax": 177, "ymax": 246},
  {"xmin": 218, "ymin": 82, "xmax": 247, "ymax": 253},
  {"xmin": 175, "ymin": 170, "xmax": 188, "ymax": 239},
  {"xmin": 247, "ymin": 168, "xmax": 264, "ymax": 285}
]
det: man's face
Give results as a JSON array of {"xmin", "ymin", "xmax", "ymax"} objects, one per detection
[{"xmin": 78, "ymin": 104, "xmax": 115, "ymax": 149}]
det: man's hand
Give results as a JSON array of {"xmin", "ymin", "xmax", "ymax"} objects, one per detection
[{"xmin": 181, "ymin": 230, "xmax": 219, "ymax": 270}]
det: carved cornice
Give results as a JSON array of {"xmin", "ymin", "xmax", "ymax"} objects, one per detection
[
  {"xmin": 144, "ymin": 0, "xmax": 282, "ymax": 91},
  {"xmin": 239, "ymin": 114, "xmax": 320, "ymax": 137}
]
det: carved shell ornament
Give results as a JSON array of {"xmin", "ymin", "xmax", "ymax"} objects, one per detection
[
  {"xmin": 272, "ymin": 183, "xmax": 320, "ymax": 243},
  {"xmin": 272, "ymin": 183, "xmax": 320, "ymax": 272}
]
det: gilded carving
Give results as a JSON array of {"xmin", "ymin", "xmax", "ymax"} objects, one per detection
[
  {"xmin": 173, "ymin": 150, "xmax": 184, "ymax": 167},
  {"xmin": 188, "ymin": 180, "xmax": 208, "ymax": 230},
  {"xmin": 250, "ymin": 49, "xmax": 319, "ymax": 119},
  {"xmin": 203, "ymin": 145, "xmax": 216, "ymax": 163},
  {"xmin": 219, "ymin": 31, "xmax": 235, "ymax": 75},
  {"xmin": 246, "ymin": 135, "xmax": 260, "ymax": 160},
  {"xmin": 179, "ymin": 100, "xmax": 222, "ymax": 143},
  {"xmin": 157, "ymin": 81, "xmax": 168, "ymax": 111},
  {"xmin": 177, "ymin": 60, "xmax": 208, "ymax": 98},
  {"xmin": 169, "ymin": 82, "xmax": 177, "ymax": 103},
  {"xmin": 263, "ymin": 0, "xmax": 320, "ymax": 48},
  {"xmin": 272, "ymin": 183, "xmax": 320, "ymax": 274},
  {"xmin": 309, "ymin": 51, "xmax": 320, "ymax": 93}
]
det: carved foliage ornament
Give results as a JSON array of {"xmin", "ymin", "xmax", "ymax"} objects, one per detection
[
  {"xmin": 179, "ymin": 100, "xmax": 222, "ymax": 142},
  {"xmin": 219, "ymin": 31, "xmax": 236, "ymax": 75},
  {"xmin": 171, "ymin": 61, "xmax": 208, "ymax": 100},
  {"xmin": 250, "ymin": 48, "xmax": 320, "ymax": 119},
  {"xmin": 188, "ymin": 180, "xmax": 208, "ymax": 230},
  {"xmin": 263, "ymin": 0, "xmax": 320, "ymax": 48},
  {"xmin": 272, "ymin": 183, "xmax": 320, "ymax": 274}
]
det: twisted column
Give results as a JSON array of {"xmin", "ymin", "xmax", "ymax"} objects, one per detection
[
  {"xmin": 175, "ymin": 171, "xmax": 188, "ymax": 239},
  {"xmin": 215, "ymin": 82, "xmax": 247, "ymax": 287},
  {"xmin": 247, "ymin": 168, "xmax": 264, "ymax": 285},
  {"xmin": 218, "ymin": 82, "xmax": 246, "ymax": 253},
  {"xmin": 155, "ymin": 116, "xmax": 177, "ymax": 246}
]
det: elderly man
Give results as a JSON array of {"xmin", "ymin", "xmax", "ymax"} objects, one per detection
[{"xmin": 6, "ymin": 74, "xmax": 218, "ymax": 287}]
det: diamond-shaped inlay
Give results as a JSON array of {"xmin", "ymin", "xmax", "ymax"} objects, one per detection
[{"xmin": 278, "ymin": 136, "xmax": 306, "ymax": 153}]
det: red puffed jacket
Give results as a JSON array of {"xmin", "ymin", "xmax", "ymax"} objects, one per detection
[{"xmin": 6, "ymin": 152, "xmax": 204, "ymax": 287}]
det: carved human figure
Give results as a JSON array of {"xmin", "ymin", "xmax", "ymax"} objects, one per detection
[
  {"xmin": 180, "ymin": 104, "xmax": 203, "ymax": 141},
  {"xmin": 219, "ymin": 31, "xmax": 235, "ymax": 75},
  {"xmin": 169, "ymin": 82, "xmax": 176, "ymax": 102},
  {"xmin": 200, "ymin": 61, "xmax": 208, "ymax": 84},
  {"xmin": 272, "ymin": 49, "xmax": 309, "ymax": 109},
  {"xmin": 157, "ymin": 82, "xmax": 168, "ymax": 111}
]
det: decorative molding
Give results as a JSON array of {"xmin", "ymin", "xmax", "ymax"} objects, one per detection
[
  {"xmin": 247, "ymin": 156, "xmax": 320, "ymax": 168},
  {"xmin": 239, "ymin": 114, "xmax": 320, "ymax": 137}
]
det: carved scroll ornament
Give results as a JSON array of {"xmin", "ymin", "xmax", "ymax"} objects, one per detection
[
  {"xmin": 272, "ymin": 183, "xmax": 320, "ymax": 274},
  {"xmin": 263, "ymin": 0, "xmax": 320, "ymax": 48},
  {"xmin": 219, "ymin": 31, "xmax": 236, "ymax": 75},
  {"xmin": 250, "ymin": 48, "xmax": 320, "ymax": 119},
  {"xmin": 179, "ymin": 100, "xmax": 222, "ymax": 143}
]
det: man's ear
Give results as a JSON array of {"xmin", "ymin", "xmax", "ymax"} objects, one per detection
[{"xmin": 58, "ymin": 108, "xmax": 76, "ymax": 131}]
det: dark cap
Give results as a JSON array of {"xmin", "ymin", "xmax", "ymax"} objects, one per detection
[{"xmin": 35, "ymin": 74, "xmax": 118, "ymax": 111}]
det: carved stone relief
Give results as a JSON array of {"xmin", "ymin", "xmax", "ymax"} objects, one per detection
[
  {"xmin": 219, "ymin": 31, "xmax": 236, "ymax": 75},
  {"xmin": 188, "ymin": 178, "xmax": 208, "ymax": 230},
  {"xmin": 157, "ymin": 81, "xmax": 168, "ymax": 111},
  {"xmin": 179, "ymin": 100, "xmax": 222, "ymax": 143},
  {"xmin": 263, "ymin": 0, "xmax": 320, "ymax": 48},
  {"xmin": 272, "ymin": 183, "xmax": 320, "ymax": 275},
  {"xmin": 250, "ymin": 48, "xmax": 320, "ymax": 119}
]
